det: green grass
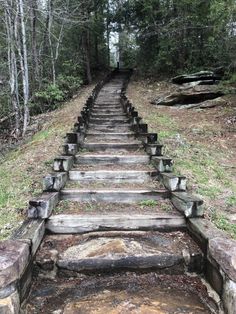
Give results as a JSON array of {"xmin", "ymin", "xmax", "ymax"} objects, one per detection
[
  {"xmin": 158, "ymin": 130, "xmax": 178, "ymax": 140},
  {"xmin": 31, "ymin": 130, "xmax": 52, "ymax": 143},
  {"xmin": 0, "ymin": 129, "xmax": 57, "ymax": 239},
  {"xmin": 0, "ymin": 166, "xmax": 31, "ymax": 209},
  {"xmin": 210, "ymin": 209, "xmax": 236, "ymax": 239},
  {"xmin": 54, "ymin": 200, "xmax": 70, "ymax": 214},
  {"xmin": 172, "ymin": 143, "xmax": 236, "ymax": 200},
  {"xmin": 139, "ymin": 199, "xmax": 158, "ymax": 207},
  {"xmin": 226, "ymin": 195, "xmax": 236, "ymax": 207}
]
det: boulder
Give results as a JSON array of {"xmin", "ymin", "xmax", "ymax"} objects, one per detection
[
  {"xmin": 152, "ymin": 85, "xmax": 224, "ymax": 106},
  {"xmin": 172, "ymin": 71, "xmax": 223, "ymax": 85},
  {"xmin": 208, "ymin": 237, "xmax": 236, "ymax": 282},
  {"xmin": 178, "ymin": 97, "xmax": 227, "ymax": 109}
]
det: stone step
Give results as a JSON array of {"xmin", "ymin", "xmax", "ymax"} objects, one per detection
[
  {"xmin": 75, "ymin": 154, "xmax": 150, "ymax": 165},
  {"xmin": 36, "ymin": 230, "xmax": 202, "ymax": 274},
  {"xmin": 81, "ymin": 142, "xmax": 143, "ymax": 152},
  {"xmin": 24, "ymin": 273, "xmax": 214, "ymax": 313},
  {"xmin": 69, "ymin": 170, "xmax": 158, "ymax": 183},
  {"xmin": 60, "ymin": 188, "xmax": 170, "ymax": 203}
]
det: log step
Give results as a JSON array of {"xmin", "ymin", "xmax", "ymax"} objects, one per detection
[
  {"xmin": 89, "ymin": 118, "xmax": 129, "ymax": 124},
  {"xmin": 69, "ymin": 170, "xmax": 158, "ymax": 183},
  {"xmin": 85, "ymin": 133, "xmax": 135, "ymax": 140},
  {"xmin": 81, "ymin": 142, "xmax": 143, "ymax": 152},
  {"xmin": 93, "ymin": 105, "xmax": 122, "ymax": 110},
  {"xmin": 91, "ymin": 109, "xmax": 124, "ymax": 114},
  {"xmin": 46, "ymin": 215, "xmax": 186, "ymax": 233},
  {"xmin": 75, "ymin": 154, "xmax": 150, "ymax": 165},
  {"xmin": 90, "ymin": 114, "xmax": 127, "ymax": 118},
  {"xmin": 88, "ymin": 126, "xmax": 132, "ymax": 133},
  {"xmin": 88, "ymin": 121, "xmax": 130, "ymax": 127},
  {"xmin": 60, "ymin": 188, "xmax": 170, "ymax": 203}
]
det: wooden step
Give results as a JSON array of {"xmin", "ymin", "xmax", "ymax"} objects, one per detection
[
  {"xmin": 69, "ymin": 170, "xmax": 158, "ymax": 183},
  {"xmin": 75, "ymin": 154, "xmax": 150, "ymax": 165},
  {"xmin": 46, "ymin": 215, "xmax": 186, "ymax": 233},
  {"xmin": 93, "ymin": 105, "xmax": 122, "ymax": 109},
  {"xmin": 60, "ymin": 188, "xmax": 170, "ymax": 203},
  {"xmin": 88, "ymin": 125, "xmax": 132, "ymax": 133},
  {"xmin": 85, "ymin": 133, "xmax": 135, "ymax": 140},
  {"xmin": 90, "ymin": 113, "xmax": 127, "ymax": 118},
  {"xmin": 91, "ymin": 109, "xmax": 124, "ymax": 114},
  {"xmin": 89, "ymin": 118, "xmax": 130, "ymax": 124},
  {"xmin": 81, "ymin": 142, "xmax": 143, "ymax": 152}
]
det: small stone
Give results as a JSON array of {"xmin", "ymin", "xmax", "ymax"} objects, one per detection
[
  {"xmin": 209, "ymin": 237, "xmax": 236, "ymax": 282},
  {"xmin": 0, "ymin": 291, "xmax": 20, "ymax": 314},
  {"xmin": 223, "ymin": 279, "xmax": 236, "ymax": 314}
]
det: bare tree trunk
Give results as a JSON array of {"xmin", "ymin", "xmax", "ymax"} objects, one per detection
[
  {"xmin": 4, "ymin": 4, "xmax": 21, "ymax": 137},
  {"xmin": 94, "ymin": 9, "xmax": 99, "ymax": 66},
  {"xmin": 106, "ymin": 1, "xmax": 110, "ymax": 67},
  {"xmin": 47, "ymin": 0, "xmax": 56, "ymax": 85},
  {"xmin": 83, "ymin": 29, "xmax": 92, "ymax": 84},
  {"xmin": 30, "ymin": 0, "xmax": 40, "ymax": 90},
  {"xmin": 18, "ymin": 0, "xmax": 30, "ymax": 136}
]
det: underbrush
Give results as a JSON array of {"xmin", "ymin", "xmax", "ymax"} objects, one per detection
[{"xmin": 32, "ymin": 75, "xmax": 83, "ymax": 115}]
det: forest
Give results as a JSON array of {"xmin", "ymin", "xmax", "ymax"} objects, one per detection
[{"xmin": 0, "ymin": 0, "xmax": 235, "ymax": 139}]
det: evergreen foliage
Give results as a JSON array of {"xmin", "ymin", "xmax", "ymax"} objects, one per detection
[{"xmin": 0, "ymin": 0, "xmax": 235, "ymax": 136}]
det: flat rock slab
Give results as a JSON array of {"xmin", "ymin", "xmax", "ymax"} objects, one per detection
[
  {"xmin": 208, "ymin": 237, "xmax": 236, "ymax": 282},
  {"xmin": 63, "ymin": 288, "xmax": 211, "ymax": 314},
  {"xmin": 24, "ymin": 273, "xmax": 216, "ymax": 313},
  {"xmin": 172, "ymin": 71, "xmax": 223, "ymax": 84},
  {"xmin": 0, "ymin": 240, "xmax": 29, "ymax": 288},
  {"xmin": 36, "ymin": 231, "xmax": 202, "ymax": 273},
  {"xmin": 152, "ymin": 85, "xmax": 224, "ymax": 106}
]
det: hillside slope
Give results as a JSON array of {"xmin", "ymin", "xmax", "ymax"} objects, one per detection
[
  {"xmin": 127, "ymin": 76, "xmax": 236, "ymax": 237},
  {"xmin": 0, "ymin": 83, "xmax": 96, "ymax": 239}
]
